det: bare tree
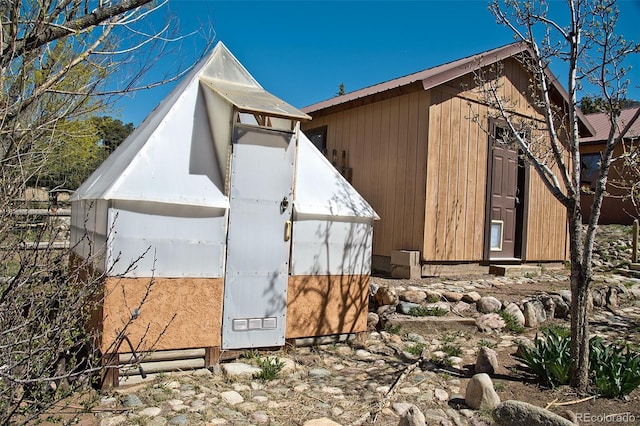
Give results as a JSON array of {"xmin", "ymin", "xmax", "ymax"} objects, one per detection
[
  {"xmin": 471, "ymin": 0, "xmax": 639, "ymax": 391},
  {"xmin": 0, "ymin": 1, "xmax": 212, "ymax": 422}
]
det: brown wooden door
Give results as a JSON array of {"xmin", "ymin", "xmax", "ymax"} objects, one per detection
[{"xmin": 489, "ymin": 144, "xmax": 519, "ymax": 259}]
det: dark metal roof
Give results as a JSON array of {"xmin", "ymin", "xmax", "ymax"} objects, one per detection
[
  {"xmin": 302, "ymin": 42, "xmax": 594, "ymax": 137},
  {"xmin": 580, "ymin": 106, "xmax": 640, "ymax": 144}
]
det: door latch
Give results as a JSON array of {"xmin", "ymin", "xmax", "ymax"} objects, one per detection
[{"xmin": 280, "ymin": 196, "xmax": 289, "ymax": 214}]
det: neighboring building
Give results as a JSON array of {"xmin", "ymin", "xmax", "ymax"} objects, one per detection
[
  {"xmin": 70, "ymin": 42, "xmax": 377, "ymax": 385},
  {"xmin": 580, "ymin": 106, "xmax": 640, "ymax": 225},
  {"xmin": 302, "ymin": 42, "xmax": 593, "ymax": 273}
]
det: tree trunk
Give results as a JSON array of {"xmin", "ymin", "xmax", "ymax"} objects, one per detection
[{"xmin": 567, "ymin": 202, "xmax": 590, "ymax": 392}]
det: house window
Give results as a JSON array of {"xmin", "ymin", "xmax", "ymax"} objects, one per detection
[
  {"xmin": 490, "ymin": 220, "xmax": 504, "ymax": 251},
  {"xmin": 581, "ymin": 152, "xmax": 601, "ymax": 191},
  {"xmin": 305, "ymin": 126, "xmax": 327, "ymax": 154}
]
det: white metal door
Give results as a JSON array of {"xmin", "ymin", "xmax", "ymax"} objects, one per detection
[{"xmin": 222, "ymin": 125, "xmax": 295, "ymax": 349}]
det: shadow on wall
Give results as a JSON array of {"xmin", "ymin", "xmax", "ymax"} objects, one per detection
[{"xmin": 287, "ymin": 178, "xmax": 373, "ymax": 339}]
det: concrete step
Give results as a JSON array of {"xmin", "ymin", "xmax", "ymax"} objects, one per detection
[{"xmin": 489, "ymin": 264, "xmax": 542, "ymax": 277}]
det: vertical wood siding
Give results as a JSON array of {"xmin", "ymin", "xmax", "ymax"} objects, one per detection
[
  {"xmin": 304, "ymin": 58, "xmax": 568, "ymax": 262},
  {"xmin": 303, "ymin": 90, "xmax": 429, "ymax": 258}
]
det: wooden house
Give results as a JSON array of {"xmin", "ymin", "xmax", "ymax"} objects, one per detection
[
  {"xmin": 302, "ymin": 43, "xmax": 593, "ymax": 274},
  {"xmin": 580, "ymin": 106, "xmax": 640, "ymax": 225}
]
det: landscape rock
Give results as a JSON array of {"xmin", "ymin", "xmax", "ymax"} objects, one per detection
[
  {"xmin": 540, "ymin": 296, "xmax": 556, "ymax": 319},
  {"xmin": 375, "ymin": 286, "xmax": 399, "ymax": 306},
  {"xmin": 523, "ymin": 302, "xmax": 538, "ymax": 327},
  {"xmin": 504, "ymin": 303, "xmax": 525, "ymax": 327},
  {"xmin": 222, "ymin": 362, "xmax": 261, "ymax": 378},
  {"xmin": 493, "ymin": 400, "xmax": 576, "ymax": 426},
  {"xmin": 557, "ymin": 290, "xmax": 572, "ymax": 304},
  {"xmin": 476, "ymin": 313, "xmax": 505, "ymax": 333},
  {"xmin": 442, "ymin": 291, "xmax": 464, "ymax": 302},
  {"xmin": 398, "ymin": 405, "xmax": 426, "ymax": 426},
  {"xmin": 530, "ymin": 300, "xmax": 547, "ymax": 323},
  {"xmin": 465, "ymin": 373, "xmax": 501, "ymax": 410},
  {"xmin": 462, "ymin": 291, "xmax": 482, "ymax": 303},
  {"xmin": 303, "ymin": 419, "xmax": 342, "ymax": 426},
  {"xmin": 401, "ymin": 290, "xmax": 427, "ymax": 304},
  {"xmin": 606, "ymin": 287, "xmax": 618, "ymax": 307},
  {"xmin": 550, "ymin": 295, "xmax": 570, "ymax": 318},
  {"xmin": 476, "ymin": 296, "xmax": 502, "ymax": 313},
  {"xmin": 475, "ymin": 346, "xmax": 499, "ymax": 375},
  {"xmin": 368, "ymin": 312, "xmax": 380, "ymax": 330},
  {"xmin": 398, "ymin": 301, "xmax": 422, "ymax": 315}
]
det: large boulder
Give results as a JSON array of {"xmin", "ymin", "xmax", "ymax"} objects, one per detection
[
  {"xmin": 465, "ymin": 373, "xmax": 501, "ymax": 410},
  {"xmin": 493, "ymin": 400, "xmax": 577, "ymax": 426}
]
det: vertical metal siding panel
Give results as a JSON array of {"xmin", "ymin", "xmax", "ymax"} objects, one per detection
[
  {"xmin": 450, "ymin": 97, "xmax": 463, "ymax": 259},
  {"xmin": 438, "ymin": 92, "xmax": 452, "ymax": 260},
  {"xmin": 354, "ymin": 107, "xmax": 367, "ymax": 188},
  {"xmin": 415, "ymin": 91, "xmax": 429, "ymax": 255},
  {"xmin": 474, "ymin": 105, "xmax": 489, "ymax": 259},
  {"xmin": 423, "ymin": 91, "xmax": 441, "ymax": 260},
  {"xmin": 376, "ymin": 99, "xmax": 392, "ymax": 256},
  {"xmin": 405, "ymin": 92, "xmax": 420, "ymax": 249},
  {"xmin": 362, "ymin": 104, "xmax": 375, "ymax": 212},
  {"xmin": 393, "ymin": 94, "xmax": 410, "ymax": 250},
  {"xmin": 385, "ymin": 97, "xmax": 400, "ymax": 253},
  {"xmin": 459, "ymin": 98, "xmax": 473, "ymax": 260}
]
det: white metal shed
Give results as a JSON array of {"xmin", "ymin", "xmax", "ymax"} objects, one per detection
[{"xmin": 71, "ymin": 42, "xmax": 377, "ymax": 360}]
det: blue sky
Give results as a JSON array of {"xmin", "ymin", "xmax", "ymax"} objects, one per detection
[{"xmin": 117, "ymin": 0, "xmax": 640, "ymax": 126}]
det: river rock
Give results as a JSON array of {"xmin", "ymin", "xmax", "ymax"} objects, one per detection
[
  {"xmin": 375, "ymin": 286, "xmax": 399, "ymax": 306},
  {"xmin": 476, "ymin": 296, "xmax": 502, "ymax": 313},
  {"xmin": 465, "ymin": 373, "xmax": 501, "ymax": 410},
  {"xmin": 475, "ymin": 346, "xmax": 499, "ymax": 375},
  {"xmin": 476, "ymin": 313, "xmax": 505, "ymax": 333},
  {"xmin": 504, "ymin": 303, "xmax": 525, "ymax": 327},
  {"xmin": 493, "ymin": 400, "xmax": 576, "ymax": 426}
]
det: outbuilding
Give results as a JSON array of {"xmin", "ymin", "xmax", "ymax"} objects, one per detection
[
  {"xmin": 301, "ymin": 42, "xmax": 594, "ymax": 276},
  {"xmin": 70, "ymin": 42, "xmax": 377, "ymax": 385}
]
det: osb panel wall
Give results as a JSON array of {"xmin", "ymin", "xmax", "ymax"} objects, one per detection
[
  {"xmin": 286, "ymin": 275, "xmax": 369, "ymax": 338},
  {"xmin": 101, "ymin": 277, "xmax": 224, "ymax": 353},
  {"xmin": 303, "ymin": 90, "xmax": 429, "ymax": 259}
]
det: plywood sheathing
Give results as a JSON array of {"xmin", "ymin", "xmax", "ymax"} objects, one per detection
[
  {"xmin": 286, "ymin": 275, "xmax": 369, "ymax": 338},
  {"xmin": 101, "ymin": 277, "xmax": 224, "ymax": 353}
]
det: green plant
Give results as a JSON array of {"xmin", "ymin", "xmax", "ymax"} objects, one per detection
[
  {"xmin": 540, "ymin": 324, "xmax": 571, "ymax": 339},
  {"xmin": 405, "ymin": 342, "xmax": 426, "ymax": 356},
  {"xmin": 478, "ymin": 339, "xmax": 497, "ymax": 349},
  {"xmin": 516, "ymin": 327, "xmax": 571, "ymax": 388},
  {"xmin": 243, "ymin": 349, "xmax": 261, "ymax": 360},
  {"xmin": 426, "ymin": 294, "xmax": 440, "ymax": 303},
  {"xmin": 494, "ymin": 382, "xmax": 506, "ymax": 392},
  {"xmin": 408, "ymin": 306, "xmax": 448, "ymax": 317},
  {"xmin": 384, "ymin": 323, "xmax": 403, "ymax": 335},
  {"xmin": 589, "ymin": 338, "xmax": 640, "ymax": 398},
  {"xmin": 441, "ymin": 343, "xmax": 462, "ymax": 358},
  {"xmin": 254, "ymin": 356, "xmax": 285, "ymax": 381},
  {"xmin": 441, "ymin": 331, "xmax": 463, "ymax": 343},
  {"xmin": 499, "ymin": 310, "xmax": 524, "ymax": 333}
]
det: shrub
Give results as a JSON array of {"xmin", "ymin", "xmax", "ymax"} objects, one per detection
[
  {"xmin": 516, "ymin": 327, "xmax": 571, "ymax": 388},
  {"xmin": 253, "ymin": 356, "xmax": 285, "ymax": 381},
  {"xmin": 589, "ymin": 338, "xmax": 640, "ymax": 398},
  {"xmin": 405, "ymin": 342, "xmax": 426, "ymax": 356}
]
